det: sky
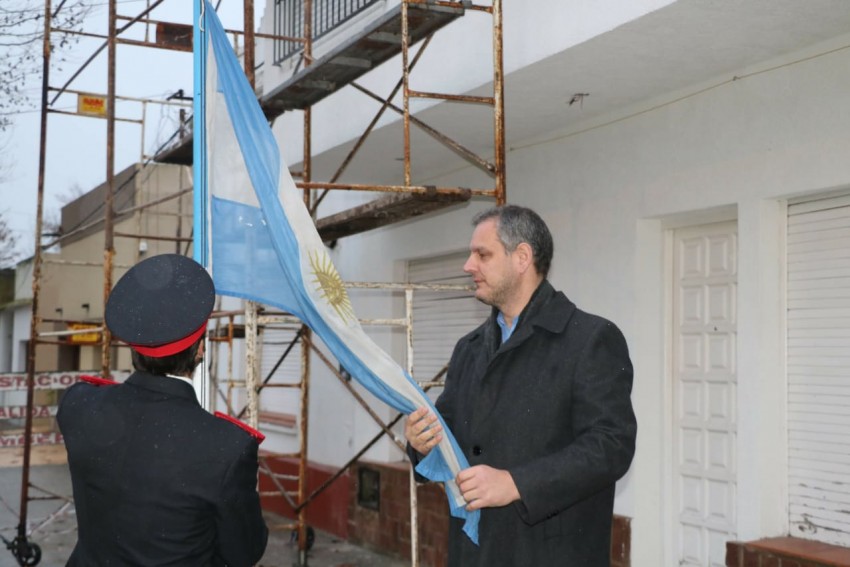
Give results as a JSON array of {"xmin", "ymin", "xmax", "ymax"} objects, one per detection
[{"xmin": 0, "ymin": 0, "xmax": 266, "ymax": 264}]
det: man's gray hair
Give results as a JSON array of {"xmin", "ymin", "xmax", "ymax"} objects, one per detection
[{"xmin": 472, "ymin": 205, "xmax": 554, "ymax": 278}]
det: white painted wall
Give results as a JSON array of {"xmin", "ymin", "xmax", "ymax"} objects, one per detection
[
  {"xmin": 12, "ymin": 304, "xmax": 31, "ymax": 373},
  {"xmin": 0, "ymin": 309, "xmax": 13, "ymax": 372},
  {"xmin": 266, "ymin": 28, "xmax": 850, "ymax": 565}
]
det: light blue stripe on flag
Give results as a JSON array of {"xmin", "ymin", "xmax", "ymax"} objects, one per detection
[{"xmin": 200, "ymin": 0, "xmax": 479, "ymax": 543}]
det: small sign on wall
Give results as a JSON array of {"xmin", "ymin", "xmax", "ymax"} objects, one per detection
[
  {"xmin": 77, "ymin": 93, "xmax": 107, "ymax": 117},
  {"xmin": 156, "ymin": 22, "xmax": 192, "ymax": 51},
  {"xmin": 65, "ymin": 322, "xmax": 101, "ymax": 345}
]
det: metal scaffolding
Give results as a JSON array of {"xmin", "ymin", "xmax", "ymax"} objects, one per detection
[
  {"xmin": 217, "ymin": 2, "xmax": 506, "ymax": 564},
  {"xmin": 13, "ymin": 1, "xmax": 506, "ymax": 566}
]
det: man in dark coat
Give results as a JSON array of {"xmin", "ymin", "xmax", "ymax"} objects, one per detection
[
  {"xmin": 406, "ymin": 205, "xmax": 636, "ymax": 566},
  {"xmin": 57, "ymin": 254, "xmax": 268, "ymax": 566}
]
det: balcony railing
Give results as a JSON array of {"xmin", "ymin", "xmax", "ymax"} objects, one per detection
[{"xmin": 274, "ymin": 0, "xmax": 380, "ymax": 64}]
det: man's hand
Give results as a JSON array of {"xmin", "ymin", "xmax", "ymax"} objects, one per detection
[
  {"xmin": 456, "ymin": 465, "xmax": 520, "ymax": 511},
  {"xmin": 404, "ymin": 407, "xmax": 443, "ymax": 456}
]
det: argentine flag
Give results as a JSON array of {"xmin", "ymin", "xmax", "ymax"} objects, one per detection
[{"xmin": 195, "ymin": 0, "xmax": 479, "ymax": 543}]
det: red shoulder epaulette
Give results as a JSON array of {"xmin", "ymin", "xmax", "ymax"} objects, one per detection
[
  {"xmin": 80, "ymin": 375, "xmax": 118, "ymax": 386},
  {"xmin": 214, "ymin": 411, "xmax": 266, "ymax": 443}
]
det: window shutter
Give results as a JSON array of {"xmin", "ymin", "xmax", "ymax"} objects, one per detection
[
  {"xmin": 787, "ymin": 193, "xmax": 850, "ymax": 545},
  {"xmin": 259, "ymin": 325, "xmax": 303, "ymax": 415},
  {"xmin": 407, "ymin": 252, "xmax": 489, "ymax": 385}
]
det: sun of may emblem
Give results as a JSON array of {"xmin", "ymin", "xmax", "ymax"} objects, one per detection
[{"xmin": 309, "ymin": 250, "xmax": 355, "ymax": 323}]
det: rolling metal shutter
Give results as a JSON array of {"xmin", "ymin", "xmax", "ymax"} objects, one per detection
[
  {"xmin": 787, "ymin": 193, "xmax": 850, "ymax": 546},
  {"xmin": 259, "ymin": 325, "xmax": 303, "ymax": 416},
  {"xmin": 407, "ymin": 252, "xmax": 490, "ymax": 385}
]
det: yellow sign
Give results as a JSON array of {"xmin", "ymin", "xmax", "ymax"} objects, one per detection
[
  {"xmin": 77, "ymin": 94, "xmax": 107, "ymax": 117},
  {"xmin": 66, "ymin": 323, "xmax": 101, "ymax": 345}
]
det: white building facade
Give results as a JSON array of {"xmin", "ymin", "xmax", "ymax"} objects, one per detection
[{"xmin": 246, "ymin": 1, "xmax": 850, "ymax": 565}]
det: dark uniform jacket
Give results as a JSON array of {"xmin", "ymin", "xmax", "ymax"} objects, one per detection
[
  {"xmin": 430, "ymin": 280, "xmax": 636, "ymax": 567},
  {"xmin": 57, "ymin": 371, "xmax": 268, "ymax": 566}
]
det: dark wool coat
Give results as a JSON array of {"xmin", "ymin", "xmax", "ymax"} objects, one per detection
[
  {"xmin": 433, "ymin": 280, "xmax": 636, "ymax": 567},
  {"xmin": 57, "ymin": 372, "xmax": 268, "ymax": 567}
]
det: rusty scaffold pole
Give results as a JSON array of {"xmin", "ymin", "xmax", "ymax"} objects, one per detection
[
  {"xmin": 401, "ymin": 0, "xmax": 412, "ymax": 189},
  {"xmin": 100, "ymin": 0, "xmax": 118, "ymax": 375},
  {"xmin": 296, "ymin": 1, "xmax": 313, "ymax": 564},
  {"xmin": 492, "ymin": 0, "xmax": 506, "ymax": 205},
  {"xmin": 7, "ymin": 0, "xmax": 54, "ymax": 564},
  {"xmin": 398, "ymin": 3, "xmax": 422, "ymax": 563}
]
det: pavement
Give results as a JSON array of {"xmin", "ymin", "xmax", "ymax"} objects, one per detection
[{"xmin": 0, "ymin": 464, "xmax": 408, "ymax": 567}]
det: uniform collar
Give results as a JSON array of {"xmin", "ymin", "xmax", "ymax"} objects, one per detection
[
  {"xmin": 126, "ymin": 371, "xmax": 199, "ymax": 403},
  {"xmin": 166, "ymin": 373, "xmax": 196, "ymax": 389}
]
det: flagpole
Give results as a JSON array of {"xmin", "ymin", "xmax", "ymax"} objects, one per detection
[
  {"xmin": 193, "ymin": 0, "xmax": 207, "ymax": 267},
  {"xmin": 192, "ymin": 0, "xmax": 210, "ymax": 409}
]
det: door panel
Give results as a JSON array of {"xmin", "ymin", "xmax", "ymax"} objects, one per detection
[{"xmin": 672, "ymin": 221, "xmax": 738, "ymax": 567}]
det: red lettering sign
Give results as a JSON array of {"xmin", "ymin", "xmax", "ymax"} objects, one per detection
[
  {"xmin": 0, "ymin": 432, "xmax": 63, "ymax": 447},
  {"xmin": 0, "ymin": 405, "xmax": 57, "ymax": 420},
  {"xmin": 0, "ymin": 371, "xmax": 129, "ymax": 392}
]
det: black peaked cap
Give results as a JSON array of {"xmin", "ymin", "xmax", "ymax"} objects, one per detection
[{"xmin": 105, "ymin": 254, "xmax": 215, "ymax": 348}]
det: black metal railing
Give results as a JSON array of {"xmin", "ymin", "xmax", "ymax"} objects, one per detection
[{"xmin": 273, "ymin": 0, "xmax": 380, "ymax": 65}]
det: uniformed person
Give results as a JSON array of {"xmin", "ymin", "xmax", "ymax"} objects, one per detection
[{"xmin": 58, "ymin": 254, "xmax": 268, "ymax": 566}]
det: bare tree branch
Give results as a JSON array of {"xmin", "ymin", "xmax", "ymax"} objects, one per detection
[
  {"xmin": 0, "ymin": 0, "xmax": 93, "ymax": 131},
  {"xmin": 0, "ymin": 212, "xmax": 19, "ymax": 269}
]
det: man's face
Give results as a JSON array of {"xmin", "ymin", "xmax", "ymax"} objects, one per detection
[{"xmin": 463, "ymin": 218, "xmax": 520, "ymax": 309}]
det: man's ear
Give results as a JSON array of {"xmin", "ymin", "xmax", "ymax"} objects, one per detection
[{"xmin": 514, "ymin": 242, "xmax": 534, "ymax": 274}]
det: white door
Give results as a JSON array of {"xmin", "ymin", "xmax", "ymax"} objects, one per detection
[
  {"xmin": 787, "ymin": 193, "xmax": 850, "ymax": 545},
  {"xmin": 672, "ymin": 221, "xmax": 738, "ymax": 567}
]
